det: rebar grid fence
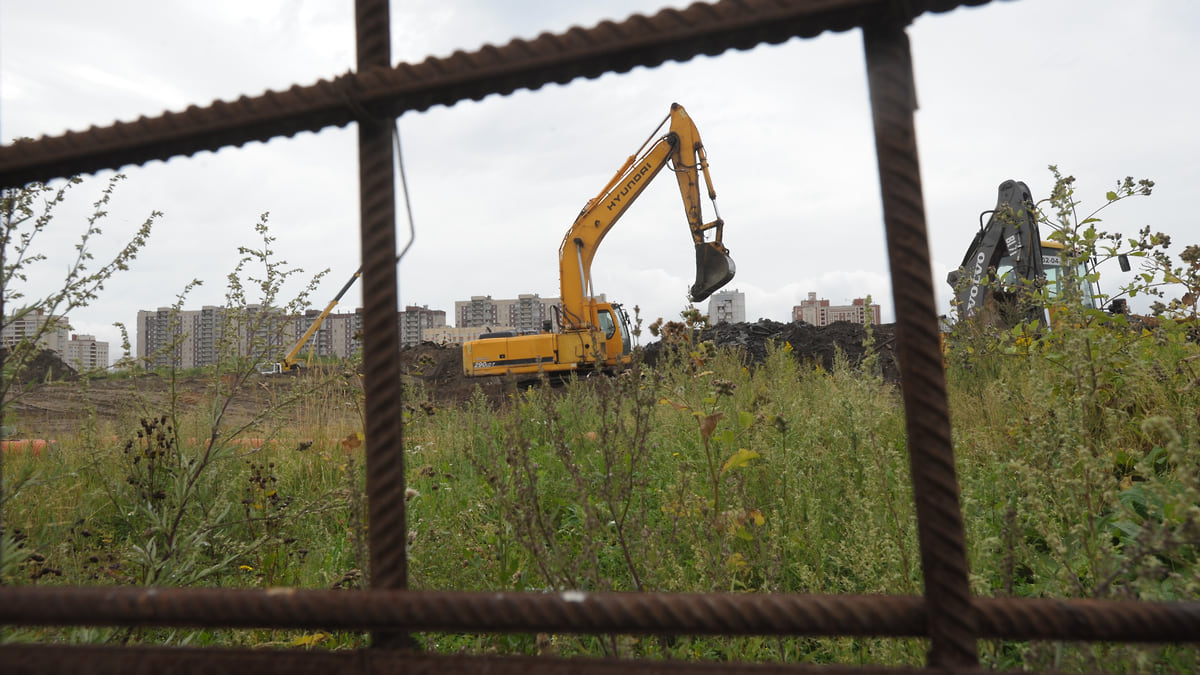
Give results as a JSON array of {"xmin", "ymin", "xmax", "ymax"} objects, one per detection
[{"xmin": 1, "ymin": 1, "xmax": 1197, "ymax": 673}]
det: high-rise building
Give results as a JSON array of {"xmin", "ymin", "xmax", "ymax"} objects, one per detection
[
  {"xmin": 64, "ymin": 334, "xmax": 109, "ymax": 372},
  {"xmin": 455, "ymin": 294, "xmax": 562, "ymax": 333},
  {"xmin": 707, "ymin": 289, "xmax": 746, "ymax": 324},
  {"xmin": 792, "ymin": 292, "xmax": 881, "ymax": 326},
  {"xmin": 509, "ymin": 294, "xmax": 553, "ymax": 333},
  {"xmin": 136, "ymin": 304, "xmax": 366, "ymax": 369},
  {"xmin": 458, "ymin": 296, "xmax": 500, "ymax": 328},
  {"xmin": 1, "ymin": 309, "xmax": 70, "ymax": 355},
  {"xmin": 400, "ymin": 305, "xmax": 447, "ymax": 347}
]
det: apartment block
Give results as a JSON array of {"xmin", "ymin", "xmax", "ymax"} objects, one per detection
[
  {"xmin": 792, "ymin": 292, "xmax": 881, "ymax": 326},
  {"xmin": 454, "ymin": 294, "xmax": 561, "ymax": 333},
  {"xmin": 508, "ymin": 294, "xmax": 554, "ymax": 333},
  {"xmin": 1, "ymin": 309, "xmax": 70, "ymax": 355},
  {"xmin": 399, "ymin": 305, "xmax": 447, "ymax": 347},
  {"xmin": 64, "ymin": 334, "xmax": 109, "ymax": 372},
  {"xmin": 707, "ymin": 289, "xmax": 746, "ymax": 325},
  {"xmin": 137, "ymin": 304, "xmax": 366, "ymax": 369},
  {"xmin": 326, "ymin": 310, "xmax": 364, "ymax": 359},
  {"xmin": 457, "ymin": 296, "xmax": 500, "ymax": 328}
]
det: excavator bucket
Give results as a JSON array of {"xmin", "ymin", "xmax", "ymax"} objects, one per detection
[{"xmin": 689, "ymin": 241, "xmax": 736, "ymax": 302}]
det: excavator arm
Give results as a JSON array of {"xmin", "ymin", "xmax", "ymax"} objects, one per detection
[
  {"xmin": 947, "ymin": 179, "xmax": 1045, "ymax": 323},
  {"xmin": 267, "ymin": 267, "xmax": 361, "ymax": 373},
  {"xmin": 557, "ymin": 102, "xmax": 734, "ymax": 331}
]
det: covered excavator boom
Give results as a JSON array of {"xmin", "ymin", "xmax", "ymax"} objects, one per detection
[
  {"xmin": 557, "ymin": 102, "xmax": 734, "ymax": 331},
  {"xmin": 947, "ymin": 179, "xmax": 1046, "ymax": 324}
]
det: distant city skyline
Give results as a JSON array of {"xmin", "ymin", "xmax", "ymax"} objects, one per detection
[{"xmin": 3, "ymin": 287, "xmax": 889, "ymax": 368}]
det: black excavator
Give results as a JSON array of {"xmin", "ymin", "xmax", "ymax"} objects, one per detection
[
  {"xmin": 947, "ymin": 178, "xmax": 1128, "ymax": 330},
  {"xmin": 948, "ymin": 179, "xmax": 1068, "ymax": 327}
]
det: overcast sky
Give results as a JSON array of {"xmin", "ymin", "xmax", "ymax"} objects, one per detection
[{"xmin": 3, "ymin": 1, "xmax": 1198, "ymax": 363}]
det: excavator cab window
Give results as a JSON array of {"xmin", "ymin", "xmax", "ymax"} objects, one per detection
[
  {"xmin": 614, "ymin": 304, "xmax": 633, "ymax": 355},
  {"xmin": 598, "ymin": 309, "xmax": 617, "ymax": 340},
  {"xmin": 1043, "ymin": 257, "xmax": 1099, "ymax": 310},
  {"xmin": 997, "ymin": 250, "xmax": 1099, "ymax": 310}
]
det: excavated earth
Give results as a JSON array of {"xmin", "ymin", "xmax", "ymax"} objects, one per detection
[
  {"xmin": 385, "ymin": 319, "xmax": 898, "ymax": 409},
  {"xmin": 3, "ymin": 321, "xmax": 897, "ymax": 439}
]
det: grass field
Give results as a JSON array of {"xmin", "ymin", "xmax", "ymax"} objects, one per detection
[{"xmin": 3, "ymin": 319, "xmax": 1199, "ymax": 670}]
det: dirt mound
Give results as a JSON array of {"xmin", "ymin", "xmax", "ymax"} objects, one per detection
[
  {"xmin": 398, "ymin": 320, "xmax": 899, "ymax": 408},
  {"xmin": 642, "ymin": 320, "xmax": 899, "ymax": 383},
  {"xmin": 399, "ymin": 342, "xmax": 510, "ymax": 406},
  {"xmin": 1, "ymin": 348, "xmax": 78, "ymax": 385}
]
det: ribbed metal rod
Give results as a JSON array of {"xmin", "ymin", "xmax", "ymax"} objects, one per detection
[
  {"xmin": 862, "ymin": 14, "xmax": 977, "ymax": 669},
  {"xmin": 1, "ymin": 587, "xmax": 1198, "ymax": 643},
  {"xmin": 0, "ymin": 0, "xmax": 994, "ymax": 188},
  {"xmin": 353, "ymin": 0, "xmax": 410, "ymax": 652},
  {"xmin": 0, "ymin": 588, "xmax": 921, "ymax": 636}
]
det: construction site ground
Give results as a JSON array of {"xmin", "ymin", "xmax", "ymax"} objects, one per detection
[{"xmin": 3, "ymin": 321, "xmax": 897, "ymax": 440}]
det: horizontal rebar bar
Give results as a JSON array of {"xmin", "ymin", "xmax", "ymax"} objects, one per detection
[
  {"xmin": 1, "ymin": 587, "xmax": 1197, "ymax": 643},
  {"xmin": 0, "ymin": 0, "xmax": 992, "ymax": 187}
]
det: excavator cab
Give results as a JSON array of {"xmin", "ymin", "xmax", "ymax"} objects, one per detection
[
  {"xmin": 996, "ymin": 240, "xmax": 1101, "ymax": 328},
  {"xmin": 1036, "ymin": 242, "xmax": 1100, "ymax": 310},
  {"xmin": 598, "ymin": 303, "xmax": 634, "ymax": 357},
  {"xmin": 690, "ymin": 241, "xmax": 736, "ymax": 302}
]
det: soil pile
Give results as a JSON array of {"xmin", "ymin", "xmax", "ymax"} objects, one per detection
[
  {"xmin": 399, "ymin": 342, "xmax": 507, "ymax": 406},
  {"xmin": 642, "ymin": 319, "xmax": 899, "ymax": 383},
  {"xmin": 1, "ymin": 348, "xmax": 78, "ymax": 385},
  {"xmin": 401, "ymin": 320, "xmax": 899, "ymax": 406}
]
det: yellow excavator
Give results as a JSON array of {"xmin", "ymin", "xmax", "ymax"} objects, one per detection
[
  {"xmin": 463, "ymin": 102, "xmax": 735, "ymax": 378},
  {"xmin": 258, "ymin": 267, "xmax": 361, "ymax": 375}
]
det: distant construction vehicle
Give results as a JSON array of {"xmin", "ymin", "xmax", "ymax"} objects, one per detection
[
  {"xmin": 462, "ymin": 102, "xmax": 735, "ymax": 378},
  {"xmin": 947, "ymin": 179, "xmax": 1117, "ymax": 328},
  {"xmin": 258, "ymin": 267, "xmax": 361, "ymax": 374}
]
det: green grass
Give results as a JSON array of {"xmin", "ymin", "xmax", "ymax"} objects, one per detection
[{"xmin": 3, "ymin": 324, "xmax": 1199, "ymax": 670}]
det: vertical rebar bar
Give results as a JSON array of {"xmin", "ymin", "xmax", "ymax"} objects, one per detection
[
  {"xmin": 354, "ymin": 0, "xmax": 410, "ymax": 650},
  {"xmin": 861, "ymin": 14, "xmax": 978, "ymax": 669}
]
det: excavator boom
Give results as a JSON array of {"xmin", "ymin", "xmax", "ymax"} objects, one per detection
[
  {"xmin": 558, "ymin": 102, "xmax": 734, "ymax": 329},
  {"xmin": 947, "ymin": 179, "xmax": 1115, "ymax": 333},
  {"xmin": 948, "ymin": 179, "xmax": 1045, "ymax": 324}
]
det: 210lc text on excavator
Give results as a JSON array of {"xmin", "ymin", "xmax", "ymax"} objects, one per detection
[{"xmin": 462, "ymin": 103, "xmax": 735, "ymax": 378}]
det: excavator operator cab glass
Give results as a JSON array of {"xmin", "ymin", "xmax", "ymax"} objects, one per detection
[
  {"xmin": 614, "ymin": 304, "xmax": 633, "ymax": 355},
  {"xmin": 598, "ymin": 309, "xmax": 617, "ymax": 340},
  {"xmin": 997, "ymin": 244, "xmax": 1099, "ymax": 311},
  {"xmin": 1040, "ymin": 254, "xmax": 1099, "ymax": 310}
]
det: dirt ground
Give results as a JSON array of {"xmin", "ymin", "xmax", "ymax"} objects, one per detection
[{"xmin": 3, "ymin": 321, "xmax": 897, "ymax": 439}]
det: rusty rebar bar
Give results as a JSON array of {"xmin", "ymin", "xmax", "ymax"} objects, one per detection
[
  {"xmin": 352, "ymin": 0, "xmax": 411, "ymax": 652},
  {"xmin": 0, "ymin": 588, "xmax": 921, "ymax": 636},
  {"xmin": 2, "ymin": 587, "xmax": 1198, "ymax": 644},
  {"xmin": 862, "ymin": 13, "xmax": 977, "ymax": 670},
  {"xmin": 0, "ymin": 0, "xmax": 994, "ymax": 188}
]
